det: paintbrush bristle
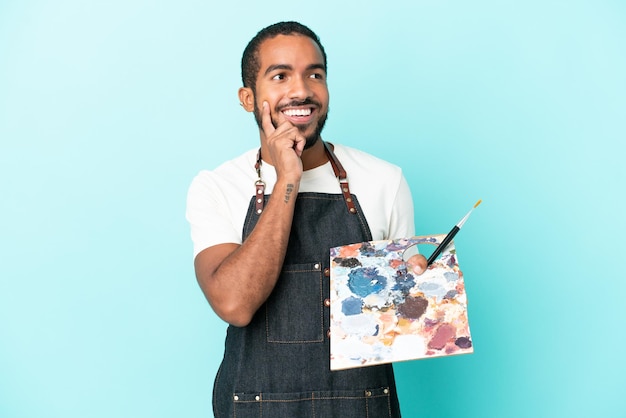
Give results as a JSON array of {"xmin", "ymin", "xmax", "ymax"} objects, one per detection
[{"xmin": 474, "ymin": 199, "xmax": 482, "ymax": 208}]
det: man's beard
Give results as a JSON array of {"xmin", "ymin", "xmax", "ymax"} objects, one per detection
[{"xmin": 253, "ymin": 99, "xmax": 328, "ymax": 149}]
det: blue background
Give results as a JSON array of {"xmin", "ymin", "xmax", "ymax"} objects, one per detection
[{"xmin": 1, "ymin": 1, "xmax": 624, "ymax": 417}]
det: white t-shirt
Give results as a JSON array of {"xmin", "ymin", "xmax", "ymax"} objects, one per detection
[{"xmin": 186, "ymin": 143, "xmax": 415, "ymax": 258}]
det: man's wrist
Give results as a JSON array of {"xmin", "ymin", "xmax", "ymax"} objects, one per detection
[{"xmin": 274, "ymin": 178, "xmax": 300, "ymax": 204}]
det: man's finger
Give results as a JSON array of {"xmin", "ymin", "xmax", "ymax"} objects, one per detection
[
  {"xmin": 407, "ymin": 254, "xmax": 427, "ymax": 275},
  {"xmin": 261, "ymin": 101, "xmax": 275, "ymax": 136},
  {"xmin": 293, "ymin": 133, "xmax": 306, "ymax": 157}
]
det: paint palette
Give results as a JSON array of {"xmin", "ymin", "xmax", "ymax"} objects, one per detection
[{"xmin": 329, "ymin": 235, "xmax": 473, "ymax": 370}]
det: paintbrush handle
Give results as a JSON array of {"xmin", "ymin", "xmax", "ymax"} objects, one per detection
[{"xmin": 426, "ymin": 226, "xmax": 459, "ymax": 266}]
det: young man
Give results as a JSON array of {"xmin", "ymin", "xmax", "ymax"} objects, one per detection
[{"xmin": 186, "ymin": 21, "xmax": 426, "ymax": 417}]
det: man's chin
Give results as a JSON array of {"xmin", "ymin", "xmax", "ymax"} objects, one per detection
[{"xmin": 300, "ymin": 118, "xmax": 326, "ymax": 150}]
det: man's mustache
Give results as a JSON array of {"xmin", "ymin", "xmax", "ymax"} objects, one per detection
[{"xmin": 277, "ymin": 98, "xmax": 321, "ymax": 110}]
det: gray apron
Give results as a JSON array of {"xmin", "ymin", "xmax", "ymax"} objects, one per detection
[{"xmin": 212, "ymin": 143, "xmax": 402, "ymax": 417}]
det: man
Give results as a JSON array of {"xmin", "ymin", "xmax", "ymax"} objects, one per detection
[{"xmin": 186, "ymin": 21, "xmax": 426, "ymax": 417}]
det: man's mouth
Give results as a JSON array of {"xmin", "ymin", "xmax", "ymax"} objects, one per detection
[
  {"xmin": 281, "ymin": 107, "xmax": 315, "ymax": 124},
  {"xmin": 283, "ymin": 108, "xmax": 312, "ymax": 117}
]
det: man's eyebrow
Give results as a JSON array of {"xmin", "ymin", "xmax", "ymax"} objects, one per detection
[
  {"xmin": 264, "ymin": 63, "xmax": 326, "ymax": 76},
  {"xmin": 264, "ymin": 64, "xmax": 292, "ymax": 76},
  {"xmin": 307, "ymin": 63, "xmax": 326, "ymax": 72}
]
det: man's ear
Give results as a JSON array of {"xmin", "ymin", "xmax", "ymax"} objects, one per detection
[{"xmin": 238, "ymin": 87, "xmax": 255, "ymax": 112}]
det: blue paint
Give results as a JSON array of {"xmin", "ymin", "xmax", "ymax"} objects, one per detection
[
  {"xmin": 418, "ymin": 281, "xmax": 447, "ymax": 300},
  {"xmin": 347, "ymin": 267, "xmax": 387, "ymax": 297},
  {"xmin": 392, "ymin": 271, "xmax": 415, "ymax": 293},
  {"xmin": 444, "ymin": 271, "xmax": 459, "ymax": 282},
  {"xmin": 357, "ymin": 243, "xmax": 386, "ymax": 257},
  {"xmin": 342, "ymin": 296, "xmax": 364, "ymax": 315}
]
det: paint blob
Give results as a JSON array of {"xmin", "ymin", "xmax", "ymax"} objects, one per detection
[
  {"xmin": 418, "ymin": 281, "xmax": 447, "ymax": 301},
  {"xmin": 392, "ymin": 271, "xmax": 416, "ymax": 293},
  {"xmin": 347, "ymin": 267, "xmax": 387, "ymax": 297},
  {"xmin": 342, "ymin": 296, "xmax": 364, "ymax": 316},
  {"xmin": 455, "ymin": 336, "xmax": 473, "ymax": 349},
  {"xmin": 428, "ymin": 324, "xmax": 456, "ymax": 350},
  {"xmin": 397, "ymin": 296, "xmax": 428, "ymax": 320},
  {"xmin": 334, "ymin": 257, "xmax": 362, "ymax": 268}
]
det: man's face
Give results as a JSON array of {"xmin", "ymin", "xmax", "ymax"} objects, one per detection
[{"xmin": 251, "ymin": 34, "xmax": 329, "ymax": 147}]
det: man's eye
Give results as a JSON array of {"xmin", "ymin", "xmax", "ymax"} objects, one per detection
[
  {"xmin": 272, "ymin": 74, "xmax": 285, "ymax": 80},
  {"xmin": 310, "ymin": 73, "xmax": 324, "ymax": 79}
]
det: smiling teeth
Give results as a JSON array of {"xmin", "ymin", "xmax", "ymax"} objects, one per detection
[{"xmin": 283, "ymin": 108, "xmax": 312, "ymax": 116}]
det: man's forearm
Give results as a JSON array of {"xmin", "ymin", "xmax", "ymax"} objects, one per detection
[{"xmin": 195, "ymin": 179, "xmax": 299, "ymax": 326}]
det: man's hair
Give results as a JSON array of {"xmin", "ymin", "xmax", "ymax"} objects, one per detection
[{"xmin": 241, "ymin": 21, "xmax": 327, "ymax": 92}]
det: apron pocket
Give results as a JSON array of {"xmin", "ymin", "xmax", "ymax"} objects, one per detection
[
  {"xmin": 232, "ymin": 387, "xmax": 393, "ymax": 418},
  {"xmin": 266, "ymin": 262, "xmax": 324, "ymax": 343}
]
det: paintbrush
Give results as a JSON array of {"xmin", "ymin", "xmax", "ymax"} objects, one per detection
[{"xmin": 426, "ymin": 200, "xmax": 482, "ymax": 266}]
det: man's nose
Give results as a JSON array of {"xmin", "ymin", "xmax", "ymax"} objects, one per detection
[{"xmin": 288, "ymin": 75, "xmax": 312, "ymax": 100}]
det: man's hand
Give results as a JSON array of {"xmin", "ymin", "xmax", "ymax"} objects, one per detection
[{"xmin": 261, "ymin": 101, "xmax": 305, "ymax": 180}]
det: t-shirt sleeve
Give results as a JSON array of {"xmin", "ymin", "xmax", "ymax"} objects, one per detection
[
  {"xmin": 185, "ymin": 170, "xmax": 242, "ymax": 258},
  {"xmin": 387, "ymin": 171, "xmax": 415, "ymax": 240}
]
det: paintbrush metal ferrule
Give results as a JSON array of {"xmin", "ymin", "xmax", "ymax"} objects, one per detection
[{"xmin": 457, "ymin": 211, "xmax": 472, "ymax": 229}]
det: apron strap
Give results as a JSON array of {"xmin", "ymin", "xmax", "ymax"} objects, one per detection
[
  {"xmin": 254, "ymin": 142, "xmax": 357, "ymax": 215},
  {"xmin": 254, "ymin": 149, "xmax": 266, "ymax": 215},
  {"xmin": 323, "ymin": 142, "xmax": 357, "ymax": 215}
]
